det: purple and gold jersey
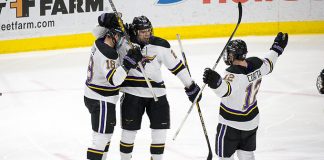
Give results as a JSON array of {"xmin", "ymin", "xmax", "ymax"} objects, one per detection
[
  {"xmin": 92, "ymin": 26, "xmax": 194, "ymax": 98},
  {"xmin": 84, "ymin": 38, "xmax": 127, "ymax": 104},
  {"xmin": 120, "ymin": 36, "xmax": 193, "ymax": 98},
  {"xmin": 212, "ymin": 50, "xmax": 279, "ymax": 130}
]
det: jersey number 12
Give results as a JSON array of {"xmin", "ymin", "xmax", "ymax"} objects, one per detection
[{"xmin": 244, "ymin": 79, "xmax": 262, "ymax": 110}]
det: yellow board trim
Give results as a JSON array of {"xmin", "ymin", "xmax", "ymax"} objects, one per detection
[
  {"xmin": 0, "ymin": 33, "xmax": 95, "ymax": 54},
  {"xmin": 1, "ymin": 21, "xmax": 324, "ymax": 54}
]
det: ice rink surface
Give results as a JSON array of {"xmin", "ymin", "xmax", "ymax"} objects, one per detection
[{"xmin": 0, "ymin": 34, "xmax": 323, "ymax": 160}]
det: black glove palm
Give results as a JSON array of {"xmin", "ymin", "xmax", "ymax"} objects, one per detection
[
  {"xmin": 185, "ymin": 82, "xmax": 202, "ymax": 103},
  {"xmin": 98, "ymin": 13, "xmax": 119, "ymax": 29},
  {"xmin": 271, "ymin": 32, "xmax": 288, "ymax": 56},
  {"xmin": 203, "ymin": 68, "xmax": 222, "ymax": 89},
  {"xmin": 123, "ymin": 47, "xmax": 143, "ymax": 71}
]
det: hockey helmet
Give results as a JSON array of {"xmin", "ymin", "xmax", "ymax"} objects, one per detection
[
  {"xmin": 105, "ymin": 26, "xmax": 123, "ymax": 38},
  {"xmin": 105, "ymin": 26, "xmax": 124, "ymax": 48},
  {"xmin": 131, "ymin": 15, "xmax": 153, "ymax": 44},
  {"xmin": 223, "ymin": 39, "xmax": 248, "ymax": 65},
  {"xmin": 132, "ymin": 15, "xmax": 153, "ymax": 32}
]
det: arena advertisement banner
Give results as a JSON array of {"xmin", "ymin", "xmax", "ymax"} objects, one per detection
[
  {"xmin": 0, "ymin": 0, "xmax": 106, "ymax": 40},
  {"xmin": 0, "ymin": 0, "xmax": 323, "ymax": 53}
]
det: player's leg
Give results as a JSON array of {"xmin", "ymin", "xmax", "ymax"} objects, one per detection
[
  {"xmin": 146, "ymin": 95, "xmax": 170, "ymax": 160},
  {"xmin": 150, "ymin": 129, "xmax": 167, "ymax": 160},
  {"xmin": 84, "ymin": 96, "xmax": 116, "ymax": 160},
  {"xmin": 120, "ymin": 93, "xmax": 146, "ymax": 160},
  {"xmin": 120, "ymin": 129, "xmax": 137, "ymax": 160},
  {"xmin": 237, "ymin": 150, "xmax": 255, "ymax": 160},
  {"xmin": 237, "ymin": 127, "xmax": 258, "ymax": 160},
  {"xmin": 215, "ymin": 124, "xmax": 240, "ymax": 159}
]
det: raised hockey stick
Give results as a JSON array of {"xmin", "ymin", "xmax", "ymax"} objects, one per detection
[
  {"xmin": 173, "ymin": 2, "xmax": 242, "ymax": 140},
  {"xmin": 175, "ymin": 34, "xmax": 213, "ymax": 160},
  {"xmin": 108, "ymin": 0, "xmax": 158, "ymax": 101}
]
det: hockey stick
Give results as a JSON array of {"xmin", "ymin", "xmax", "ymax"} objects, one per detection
[
  {"xmin": 175, "ymin": 34, "xmax": 213, "ymax": 160},
  {"xmin": 173, "ymin": 2, "xmax": 242, "ymax": 140},
  {"xmin": 108, "ymin": 0, "xmax": 158, "ymax": 101}
]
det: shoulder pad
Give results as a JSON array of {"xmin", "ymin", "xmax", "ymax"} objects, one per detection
[
  {"xmin": 226, "ymin": 65, "xmax": 244, "ymax": 74},
  {"xmin": 150, "ymin": 36, "xmax": 170, "ymax": 48},
  {"xmin": 246, "ymin": 57, "xmax": 263, "ymax": 69},
  {"xmin": 95, "ymin": 38, "xmax": 118, "ymax": 59},
  {"xmin": 226, "ymin": 57, "xmax": 263, "ymax": 74}
]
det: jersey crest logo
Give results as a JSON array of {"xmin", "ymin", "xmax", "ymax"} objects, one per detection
[
  {"xmin": 141, "ymin": 55, "xmax": 157, "ymax": 67},
  {"xmin": 135, "ymin": 55, "xmax": 156, "ymax": 72}
]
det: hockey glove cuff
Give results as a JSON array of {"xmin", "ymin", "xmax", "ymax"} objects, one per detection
[
  {"xmin": 185, "ymin": 82, "xmax": 202, "ymax": 103},
  {"xmin": 123, "ymin": 47, "xmax": 143, "ymax": 70},
  {"xmin": 203, "ymin": 68, "xmax": 222, "ymax": 89}
]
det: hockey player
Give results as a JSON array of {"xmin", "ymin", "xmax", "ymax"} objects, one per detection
[
  {"xmin": 203, "ymin": 32, "xmax": 288, "ymax": 160},
  {"xmin": 317, "ymin": 69, "xmax": 324, "ymax": 94},
  {"xmin": 94, "ymin": 13, "xmax": 202, "ymax": 160},
  {"xmin": 84, "ymin": 13, "xmax": 143, "ymax": 160},
  {"xmin": 118, "ymin": 15, "xmax": 202, "ymax": 160}
]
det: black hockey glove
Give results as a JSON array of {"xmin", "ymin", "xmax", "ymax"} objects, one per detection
[
  {"xmin": 123, "ymin": 47, "xmax": 143, "ymax": 71},
  {"xmin": 203, "ymin": 68, "xmax": 222, "ymax": 89},
  {"xmin": 185, "ymin": 82, "xmax": 202, "ymax": 103},
  {"xmin": 270, "ymin": 32, "xmax": 288, "ymax": 56},
  {"xmin": 98, "ymin": 13, "xmax": 119, "ymax": 29},
  {"xmin": 125, "ymin": 23, "xmax": 137, "ymax": 43},
  {"xmin": 317, "ymin": 69, "xmax": 324, "ymax": 94}
]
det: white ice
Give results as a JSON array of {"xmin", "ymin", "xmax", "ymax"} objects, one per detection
[{"xmin": 0, "ymin": 35, "xmax": 323, "ymax": 160}]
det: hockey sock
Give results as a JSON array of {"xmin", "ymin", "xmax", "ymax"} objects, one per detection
[
  {"xmin": 150, "ymin": 129, "xmax": 167, "ymax": 160},
  {"xmin": 101, "ymin": 141, "xmax": 110, "ymax": 160},
  {"xmin": 219, "ymin": 156, "xmax": 235, "ymax": 160},
  {"xmin": 120, "ymin": 129, "xmax": 137, "ymax": 160},
  {"xmin": 87, "ymin": 132, "xmax": 113, "ymax": 160},
  {"xmin": 237, "ymin": 150, "xmax": 255, "ymax": 160}
]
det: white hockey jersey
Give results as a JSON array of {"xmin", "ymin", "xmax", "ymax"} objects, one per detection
[
  {"xmin": 91, "ymin": 26, "xmax": 194, "ymax": 98},
  {"xmin": 84, "ymin": 38, "xmax": 127, "ymax": 104},
  {"xmin": 119, "ymin": 36, "xmax": 194, "ymax": 98},
  {"xmin": 212, "ymin": 50, "xmax": 279, "ymax": 130}
]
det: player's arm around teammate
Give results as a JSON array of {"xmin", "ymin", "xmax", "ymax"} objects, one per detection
[{"xmin": 84, "ymin": 13, "xmax": 143, "ymax": 160}]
